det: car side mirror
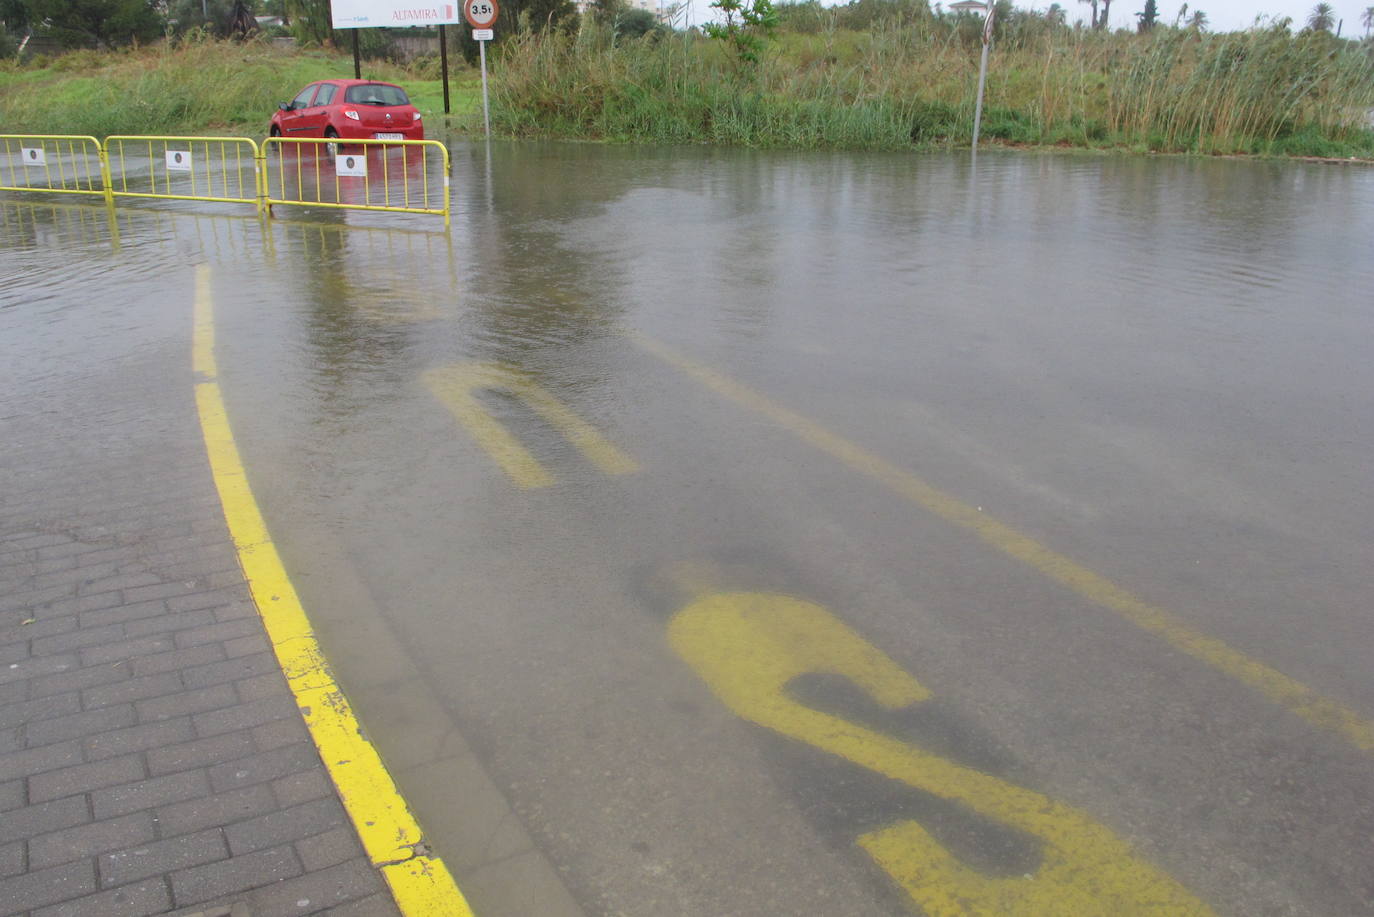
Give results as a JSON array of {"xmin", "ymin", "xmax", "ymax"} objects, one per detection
[{"xmin": 278, "ymin": 101, "xmax": 292, "ymax": 111}]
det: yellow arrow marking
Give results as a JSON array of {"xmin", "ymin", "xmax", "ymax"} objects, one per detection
[
  {"xmin": 424, "ymin": 362, "xmax": 638, "ymax": 489},
  {"xmin": 669, "ymin": 592, "xmax": 1213, "ymax": 916}
]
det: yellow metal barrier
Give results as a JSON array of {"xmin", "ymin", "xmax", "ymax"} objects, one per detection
[
  {"xmin": 0, "ymin": 135, "xmax": 452, "ymax": 226},
  {"xmin": 104, "ymin": 136, "xmax": 262, "ymax": 211},
  {"xmin": 0, "ymin": 135, "xmax": 106, "ymax": 199},
  {"xmin": 262, "ymin": 137, "xmax": 450, "ymax": 227}
]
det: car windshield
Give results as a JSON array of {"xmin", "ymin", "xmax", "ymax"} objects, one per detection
[{"xmin": 344, "ymin": 84, "xmax": 410, "ymax": 106}]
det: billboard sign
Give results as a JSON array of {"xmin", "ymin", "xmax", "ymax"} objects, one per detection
[{"xmin": 331, "ymin": 0, "xmax": 461, "ymax": 28}]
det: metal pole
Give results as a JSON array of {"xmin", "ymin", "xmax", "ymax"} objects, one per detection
[
  {"xmin": 439, "ymin": 25, "xmax": 451, "ymax": 115},
  {"xmin": 479, "ymin": 39, "xmax": 491, "ymax": 138},
  {"xmin": 971, "ymin": 38, "xmax": 990, "ymax": 149},
  {"xmin": 352, "ymin": 31, "xmax": 361, "ymax": 79}
]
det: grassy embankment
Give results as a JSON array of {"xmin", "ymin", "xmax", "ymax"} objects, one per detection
[
  {"xmin": 1, "ymin": 28, "xmax": 1369, "ymax": 157},
  {"xmin": 0, "ymin": 39, "xmax": 482, "ymax": 139},
  {"xmin": 492, "ymin": 17, "xmax": 1374, "ymax": 157}
]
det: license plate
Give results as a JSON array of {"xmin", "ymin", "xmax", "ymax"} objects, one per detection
[{"xmin": 374, "ymin": 133, "xmax": 404, "ymax": 140}]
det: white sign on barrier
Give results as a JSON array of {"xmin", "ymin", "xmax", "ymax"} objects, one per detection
[
  {"xmin": 21, "ymin": 147, "xmax": 46, "ymax": 166},
  {"xmin": 472, "ymin": 28, "xmax": 493, "ymax": 38},
  {"xmin": 336, "ymin": 153, "xmax": 368, "ymax": 178},
  {"xmin": 331, "ymin": 0, "xmax": 460, "ymax": 27},
  {"xmin": 166, "ymin": 150, "xmax": 193, "ymax": 172}
]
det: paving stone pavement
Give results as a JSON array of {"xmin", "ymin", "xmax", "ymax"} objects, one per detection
[{"xmin": 0, "ymin": 256, "xmax": 401, "ymax": 916}]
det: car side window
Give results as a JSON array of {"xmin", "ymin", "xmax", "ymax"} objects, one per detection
[
  {"xmin": 314, "ymin": 84, "xmax": 337, "ymax": 106},
  {"xmin": 291, "ymin": 86, "xmax": 318, "ymax": 110}
]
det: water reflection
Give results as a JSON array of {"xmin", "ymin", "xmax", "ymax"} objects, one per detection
[
  {"xmin": 0, "ymin": 199, "xmax": 120, "ymax": 255},
  {"xmin": 6, "ymin": 147, "xmax": 1374, "ymax": 916},
  {"xmin": 447, "ymin": 143, "xmax": 637, "ymax": 410}
]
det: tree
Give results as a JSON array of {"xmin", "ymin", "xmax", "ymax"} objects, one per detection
[
  {"xmin": 992, "ymin": 0, "xmax": 1013, "ymax": 28},
  {"xmin": 0, "ymin": 0, "xmax": 28, "ymax": 30},
  {"xmin": 704, "ymin": 0, "xmax": 778, "ymax": 65},
  {"xmin": 586, "ymin": 0, "xmax": 626, "ymax": 19},
  {"xmin": 1305, "ymin": 1, "xmax": 1334, "ymax": 31},
  {"xmin": 1361, "ymin": 5, "xmax": 1373, "ymax": 37},
  {"xmin": 1136, "ymin": 0, "xmax": 1157, "ymax": 30},
  {"xmin": 26, "ymin": 0, "xmax": 163, "ymax": 47},
  {"xmin": 1187, "ymin": 8, "xmax": 1206, "ymax": 28},
  {"xmin": 169, "ymin": 0, "xmax": 243, "ymax": 36},
  {"xmin": 280, "ymin": 0, "xmax": 331, "ymax": 43},
  {"xmin": 1078, "ymin": 0, "xmax": 1099, "ymax": 29},
  {"xmin": 451, "ymin": 0, "xmax": 574, "ymax": 65},
  {"xmin": 617, "ymin": 7, "xmax": 661, "ymax": 38},
  {"xmin": 1046, "ymin": 1, "xmax": 1066, "ymax": 23},
  {"xmin": 497, "ymin": 0, "xmax": 576, "ymax": 34}
]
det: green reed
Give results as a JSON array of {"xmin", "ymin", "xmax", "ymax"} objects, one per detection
[{"xmin": 492, "ymin": 17, "xmax": 1374, "ymax": 156}]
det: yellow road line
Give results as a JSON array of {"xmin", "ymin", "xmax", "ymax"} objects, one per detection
[
  {"xmin": 193, "ymin": 265, "xmax": 474, "ymax": 917},
  {"xmin": 424, "ymin": 362, "xmax": 638, "ymax": 489},
  {"xmin": 629, "ymin": 330, "xmax": 1374, "ymax": 754}
]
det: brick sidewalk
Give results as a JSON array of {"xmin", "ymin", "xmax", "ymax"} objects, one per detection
[{"xmin": 0, "ymin": 284, "xmax": 400, "ymax": 915}]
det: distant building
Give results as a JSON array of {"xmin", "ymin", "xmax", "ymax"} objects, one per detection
[{"xmin": 573, "ymin": 0, "xmax": 678, "ymax": 23}]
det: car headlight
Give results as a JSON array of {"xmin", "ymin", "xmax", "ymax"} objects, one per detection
[
  {"xmin": 344, "ymin": 109, "xmax": 360, "ymax": 121},
  {"xmin": 414, "ymin": 113, "xmax": 422, "ymax": 123}
]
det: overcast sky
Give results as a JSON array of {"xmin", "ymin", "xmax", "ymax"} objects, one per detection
[{"xmin": 678, "ymin": 0, "xmax": 1374, "ymax": 36}]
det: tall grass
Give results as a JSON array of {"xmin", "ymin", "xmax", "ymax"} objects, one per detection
[
  {"xmin": 1, "ymin": 28, "xmax": 1367, "ymax": 156},
  {"xmin": 1103, "ymin": 26, "xmax": 1374, "ymax": 152},
  {"xmin": 492, "ymin": 18, "xmax": 1374, "ymax": 155}
]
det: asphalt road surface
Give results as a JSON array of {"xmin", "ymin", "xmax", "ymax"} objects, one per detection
[{"xmin": 4, "ymin": 144, "xmax": 1373, "ymax": 916}]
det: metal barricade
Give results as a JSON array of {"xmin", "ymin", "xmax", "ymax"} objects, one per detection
[
  {"xmin": 104, "ymin": 136, "xmax": 262, "ymax": 211},
  {"xmin": 0, "ymin": 135, "xmax": 107, "ymax": 199},
  {"xmin": 0, "ymin": 135, "xmax": 453, "ymax": 226},
  {"xmin": 262, "ymin": 138, "xmax": 450, "ymax": 226}
]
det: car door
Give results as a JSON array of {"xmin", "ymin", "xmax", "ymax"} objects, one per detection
[
  {"xmin": 280, "ymin": 84, "xmax": 320, "ymax": 135},
  {"xmin": 302, "ymin": 83, "xmax": 337, "ymax": 136}
]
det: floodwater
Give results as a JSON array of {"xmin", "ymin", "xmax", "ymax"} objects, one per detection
[{"xmin": 3, "ymin": 144, "xmax": 1373, "ymax": 916}]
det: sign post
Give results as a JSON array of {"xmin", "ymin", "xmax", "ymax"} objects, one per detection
[
  {"xmin": 439, "ymin": 24, "xmax": 451, "ymax": 114},
  {"xmin": 950, "ymin": 0, "xmax": 995, "ymax": 150},
  {"xmin": 464, "ymin": 0, "xmax": 499, "ymax": 137},
  {"xmin": 331, "ymin": 2, "xmax": 464, "ymax": 104}
]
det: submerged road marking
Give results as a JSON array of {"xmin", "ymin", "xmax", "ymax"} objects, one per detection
[
  {"xmin": 670, "ymin": 592, "xmax": 1212, "ymax": 915},
  {"xmin": 424, "ymin": 361, "xmax": 638, "ymax": 489},
  {"xmin": 629, "ymin": 331, "xmax": 1374, "ymax": 754},
  {"xmin": 193, "ymin": 265, "xmax": 474, "ymax": 917}
]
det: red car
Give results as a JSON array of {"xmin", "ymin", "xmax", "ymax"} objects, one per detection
[{"xmin": 269, "ymin": 79, "xmax": 424, "ymax": 147}]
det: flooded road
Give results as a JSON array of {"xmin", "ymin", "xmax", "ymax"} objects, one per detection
[{"xmin": 3, "ymin": 145, "xmax": 1373, "ymax": 916}]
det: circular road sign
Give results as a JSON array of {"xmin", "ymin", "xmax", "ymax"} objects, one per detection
[{"xmin": 464, "ymin": 0, "xmax": 499, "ymax": 28}]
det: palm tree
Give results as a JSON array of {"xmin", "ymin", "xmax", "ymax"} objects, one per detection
[
  {"xmin": 1079, "ymin": 0, "xmax": 1100, "ymax": 28},
  {"xmin": 1187, "ymin": 8, "xmax": 1206, "ymax": 28},
  {"xmin": 1137, "ymin": 0, "xmax": 1159, "ymax": 30},
  {"xmin": 1362, "ymin": 5, "xmax": 1374, "ymax": 37},
  {"xmin": 1046, "ymin": 2, "xmax": 1067, "ymax": 23},
  {"xmin": 1306, "ymin": 1, "xmax": 1335, "ymax": 31}
]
